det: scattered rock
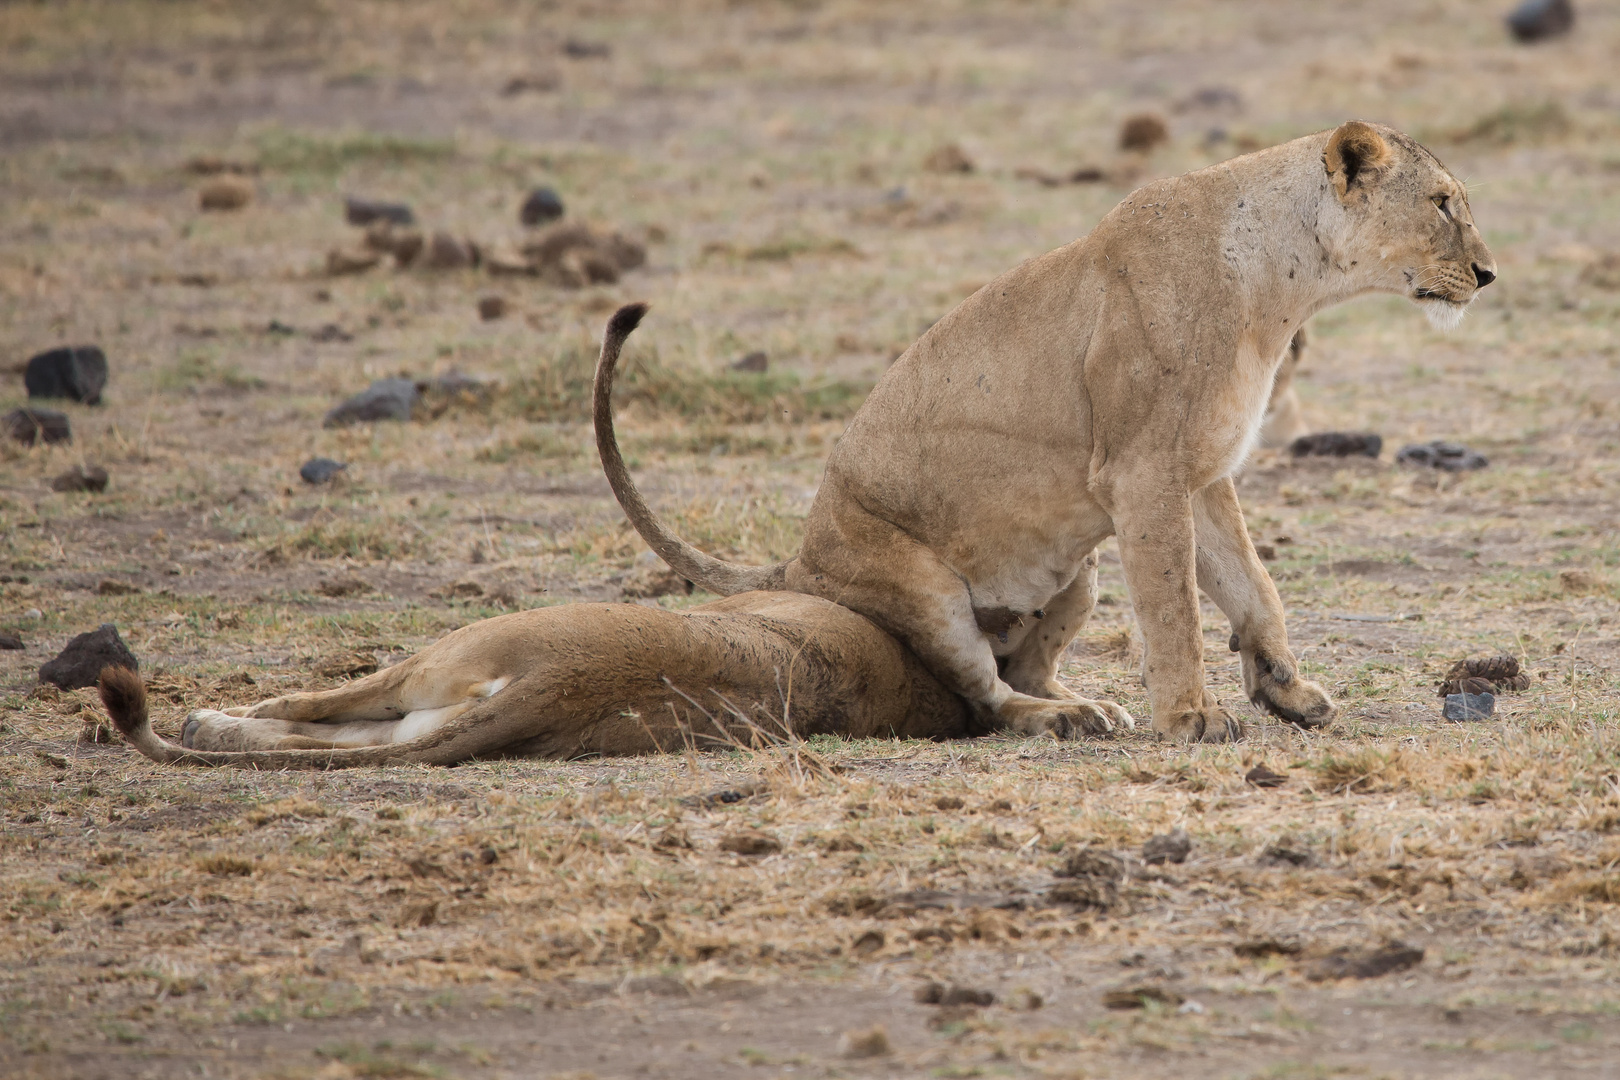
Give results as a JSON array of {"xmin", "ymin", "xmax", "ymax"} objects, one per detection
[
  {"xmin": 1233, "ymin": 938, "xmax": 1303, "ymax": 958},
  {"xmin": 1443, "ymin": 691, "xmax": 1496, "ymax": 721},
  {"xmin": 184, "ymin": 155, "xmax": 257, "ymax": 176},
  {"xmin": 1305, "ymin": 941, "xmax": 1423, "ymax": 981},
  {"xmin": 299, "ymin": 457, "xmax": 348, "ymax": 484},
  {"xmin": 562, "ymin": 38, "xmax": 611, "ymax": 59},
  {"xmin": 1175, "ymin": 86, "xmax": 1243, "ymax": 113},
  {"xmin": 314, "ymin": 651, "xmax": 378, "ymax": 681},
  {"xmin": 198, "ymin": 175, "xmax": 253, "ymax": 211},
  {"xmin": 1559, "ymin": 568, "xmax": 1605, "ymax": 595},
  {"xmin": 501, "ymin": 72, "xmax": 561, "ymax": 96},
  {"xmin": 1395, "ymin": 440, "xmax": 1488, "ymax": 471},
  {"xmin": 477, "ymin": 295, "xmax": 508, "ymax": 321},
  {"xmin": 96, "ymin": 579, "xmax": 140, "ymax": 596},
  {"xmin": 1014, "ymin": 165, "xmax": 1107, "ymax": 186},
  {"xmin": 1245, "ymin": 764, "xmax": 1288, "ymax": 788},
  {"xmin": 39, "ymin": 623, "xmax": 138, "ymax": 690},
  {"xmin": 363, "ymin": 222, "xmax": 425, "ymax": 266},
  {"xmin": 520, "ymin": 186, "xmax": 566, "ymax": 226},
  {"xmin": 922, "ymin": 143, "xmax": 975, "ymax": 174},
  {"xmin": 0, "ymin": 633, "xmax": 22, "ymax": 650},
  {"xmin": 344, "ymin": 196, "xmax": 415, "ymax": 227},
  {"xmin": 310, "ymin": 323, "xmax": 353, "ymax": 343},
  {"xmin": 51, "ymin": 465, "xmax": 109, "ymax": 493},
  {"xmin": 1006, "ymin": 988, "xmax": 1044, "ymax": 1011},
  {"xmin": 419, "ymin": 231, "xmax": 479, "ymax": 271},
  {"xmin": 1050, "ymin": 848, "xmax": 1124, "ymax": 910},
  {"xmin": 326, "ymin": 248, "xmax": 382, "ymax": 276},
  {"xmin": 836, "ymin": 1025, "xmax": 890, "ymax": 1060},
  {"xmin": 933, "ymin": 795, "xmax": 965, "ymax": 811},
  {"xmin": 1507, "ymin": 0, "xmax": 1573, "ymax": 42},
  {"xmin": 317, "ymin": 577, "xmax": 371, "ymax": 598},
  {"xmin": 1103, "ymin": 985, "xmax": 1183, "ymax": 1010},
  {"xmin": 266, "ymin": 319, "xmax": 297, "ymax": 336},
  {"xmin": 1438, "ymin": 655, "xmax": 1530, "ymax": 696},
  {"xmin": 718, "ymin": 829, "xmax": 782, "ymax": 856},
  {"xmin": 914, "ymin": 982, "xmax": 995, "ymax": 1006},
  {"xmin": 1142, "ymin": 829, "xmax": 1192, "ymax": 865},
  {"xmin": 25, "ymin": 345, "xmax": 108, "ymax": 404},
  {"xmin": 323, "ymin": 378, "xmax": 419, "ymax": 427},
  {"xmin": 1259, "ymin": 839, "xmax": 1316, "ymax": 868},
  {"xmin": 1119, "ymin": 112, "xmax": 1170, "ymax": 152},
  {"xmin": 730, "ymin": 350, "xmax": 768, "ymax": 373},
  {"xmin": 1290, "ymin": 431, "xmax": 1382, "ymax": 459},
  {"xmin": 1254, "ymin": 543, "xmax": 1277, "ymax": 560},
  {"xmin": 851, "ymin": 929, "xmax": 885, "ymax": 957},
  {"xmin": 518, "ymin": 222, "xmax": 646, "ymax": 286},
  {"xmin": 4, "ymin": 407, "xmax": 72, "ymax": 445}
]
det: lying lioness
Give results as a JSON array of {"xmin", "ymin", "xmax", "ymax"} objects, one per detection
[
  {"xmin": 597, "ymin": 120, "xmax": 1496, "ymax": 743},
  {"xmin": 98, "ymin": 592, "xmax": 976, "ymax": 768}
]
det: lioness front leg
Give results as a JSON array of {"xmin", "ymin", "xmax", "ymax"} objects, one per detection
[
  {"xmin": 1111, "ymin": 487, "xmax": 1244, "ymax": 743},
  {"xmin": 1192, "ymin": 479, "xmax": 1334, "ymax": 728}
]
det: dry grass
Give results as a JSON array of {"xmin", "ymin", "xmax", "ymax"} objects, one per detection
[{"xmin": 3, "ymin": 0, "xmax": 1620, "ymax": 1076}]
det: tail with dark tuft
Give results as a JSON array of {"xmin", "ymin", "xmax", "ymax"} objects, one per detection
[
  {"xmin": 593, "ymin": 303, "xmax": 789, "ymax": 596},
  {"xmin": 98, "ymin": 666, "xmax": 148, "ymax": 739}
]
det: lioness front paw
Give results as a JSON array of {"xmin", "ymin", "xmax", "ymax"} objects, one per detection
[
  {"xmin": 998, "ymin": 696, "xmax": 1132, "ymax": 740},
  {"xmin": 1155, "ymin": 702, "xmax": 1246, "ymax": 743},
  {"xmin": 1243, "ymin": 649, "xmax": 1335, "ymax": 729}
]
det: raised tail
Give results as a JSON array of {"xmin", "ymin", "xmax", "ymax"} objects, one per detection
[{"xmin": 593, "ymin": 303, "xmax": 788, "ymax": 596}]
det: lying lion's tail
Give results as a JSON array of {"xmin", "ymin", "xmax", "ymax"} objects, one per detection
[
  {"xmin": 97, "ymin": 665, "xmax": 456, "ymax": 771},
  {"xmin": 593, "ymin": 303, "xmax": 788, "ymax": 596}
]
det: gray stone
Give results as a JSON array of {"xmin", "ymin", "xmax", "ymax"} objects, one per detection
[
  {"xmin": 3, "ymin": 407, "xmax": 71, "ymax": 445},
  {"xmin": 520, "ymin": 186, "xmax": 565, "ymax": 226},
  {"xmin": 1142, "ymin": 828, "xmax": 1192, "ymax": 865},
  {"xmin": 343, "ymin": 196, "xmax": 414, "ymax": 226},
  {"xmin": 1396, "ymin": 440, "xmax": 1488, "ymax": 471},
  {"xmin": 40, "ymin": 623, "xmax": 138, "ymax": 690},
  {"xmin": 299, "ymin": 457, "xmax": 348, "ymax": 484},
  {"xmin": 323, "ymin": 378, "xmax": 419, "ymax": 427},
  {"xmin": 1443, "ymin": 692, "xmax": 1496, "ymax": 721},
  {"xmin": 25, "ymin": 345, "xmax": 108, "ymax": 405},
  {"xmin": 1507, "ymin": 0, "xmax": 1573, "ymax": 43}
]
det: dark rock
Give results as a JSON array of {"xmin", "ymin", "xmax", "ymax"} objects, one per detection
[
  {"xmin": 1233, "ymin": 938, "xmax": 1303, "ymax": 958},
  {"xmin": 562, "ymin": 38, "xmax": 611, "ymax": 58},
  {"xmin": 501, "ymin": 72, "xmax": 561, "ymax": 96},
  {"xmin": 1507, "ymin": 0, "xmax": 1574, "ymax": 42},
  {"xmin": 1306, "ymin": 941, "xmax": 1424, "ymax": 981},
  {"xmin": 25, "ymin": 345, "xmax": 108, "ymax": 405},
  {"xmin": 730, "ymin": 351, "xmax": 768, "ymax": 373},
  {"xmin": 323, "ymin": 378, "xmax": 419, "ymax": 427},
  {"xmin": 520, "ymin": 186, "xmax": 565, "ymax": 226},
  {"xmin": 3, "ymin": 407, "xmax": 71, "ymax": 445},
  {"xmin": 299, "ymin": 457, "xmax": 349, "ymax": 484},
  {"xmin": 310, "ymin": 323, "xmax": 353, "ymax": 343},
  {"xmin": 51, "ymin": 465, "xmax": 108, "ymax": 493},
  {"xmin": 343, "ymin": 196, "xmax": 415, "ymax": 226},
  {"xmin": 1259, "ymin": 840, "xmax": 1316, "ymax": 867},
  {"xmin": 39, "ymin": 623, "xmax": 138, "ymax": 690},
  {"xmin": 266, "ymin": 319, "xmax": 297, "ymax": 336},
  {"xmin": 1142, "ymin": 828, "xmax": 1191, "ymax": 865},
  {"xmin": 1396, "ymin": 440, "xmax": 1488, "ymax": 471},
  {"xmin": 1443, "ymin": 691, "xmax": 1496, "ymax": 721},
  {"xmin": 1290, "ymin": 431, "xmax": 1382, "ymax": 459},
  {"xmin": 0, "ymin": 633, "xmax": 22, "ymax": 650},
  {"xmin": 1244, "ymin": 764, "xmax": 1288, "ymax": 788},
  {"xmin": 478, "ymin": 295, "xmax": 509, "ymax": 321},
  {"xmin": 1119, "ymin": 113, "xmax": 1170, "ymax": 152},
  {"xmin": 521, "ymin": 222, "xmax": 645, "ymax": 288}
]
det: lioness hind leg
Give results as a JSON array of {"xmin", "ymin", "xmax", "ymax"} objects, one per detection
[
  {"xmin": 791, "ymin": 514, "xmax": 1124, "ymax": 740},
  {"xmin": 1000, "ymin": 553, "xmax": 1135, "ymax": 731}
]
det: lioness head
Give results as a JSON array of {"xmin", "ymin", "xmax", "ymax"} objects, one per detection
[{"xmin": 1323, "ymin": 120, "xmax": 1496, "ymax": 330}]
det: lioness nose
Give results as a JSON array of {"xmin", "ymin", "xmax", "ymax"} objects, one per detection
[{"xmin": 1473, "ymin": 264, "xmax": 1496, "ymax": 289}]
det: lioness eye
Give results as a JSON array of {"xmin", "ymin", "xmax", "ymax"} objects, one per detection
[{"xmin": 1432, "ymin": 195, "xmax": 1451, "ymax": 217}]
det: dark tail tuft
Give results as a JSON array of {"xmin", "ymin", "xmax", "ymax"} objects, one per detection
[
  {"xmin": 606, "ymin": 302, "xmax": 649, "ymax": 343},
  {"xmin": 98, "ymin": 666, "xmax": 148, "ymax": 737}
]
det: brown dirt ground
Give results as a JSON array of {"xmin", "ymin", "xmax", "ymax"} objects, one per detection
[{"xmin": 3, "ymin": 2, "xmax": 1620, "ymax": 1078}]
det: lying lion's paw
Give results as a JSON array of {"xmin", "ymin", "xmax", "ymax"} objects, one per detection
[
  {"xmin": 998, "ymin": 696, "xmax": 1129, "ymax": 740},
  {"xmin": 1156, "ymin": 703, "xmax": 1246, "ymax": 744},
  {"xmin": 183, "ymin": 709, "xmax": 285, "ymax": 752}
]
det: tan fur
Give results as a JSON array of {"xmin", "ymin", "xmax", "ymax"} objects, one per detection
[
  {"xmin": 598, "ymin": 121, "xmax": 1495, "ymax": 743},
  {"xmin": 1259, "ymin": 327, "xmax": 1310, "ymax": 449},
  {"xmin": 97, "ymin": 592, "xmax": 975, "ymax": 769}
]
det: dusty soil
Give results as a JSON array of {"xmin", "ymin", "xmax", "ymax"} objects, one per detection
[{"xmin": 3, "ymin": 2, "xmax": 1620, "ymax": 1077}]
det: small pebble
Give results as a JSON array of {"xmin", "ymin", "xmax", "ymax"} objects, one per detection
[
  {"xmin": 478, "ymin": 295, "xmax": 509, "ymax": 321},
  {"xmin": 1120, "ymin": 112, "xmax": 1170, "ymax": 152},
  {"xmin": 1443, "ymin": 692, "xmax": 1495, "ymax": 721},
  {"xmin": 51, "ymin": 465, "xmax": 109, "ymax": 493},
  {"xmin": 0, "ymin": 633, "xmax": 23, "ymax": 650},
  {"xmin": 520, "ymin": 186, "xmax": 565, "ymax": 226},
  {"xmin": 199, "ymin": 175, "xmax": 253, "ymax": 211},
  {"xmin": 343, "ymin": 196, "xmax": 415, "ymax": 226},
  {"xmin": 1142, "ymin": 828, "xmax": 1192, "ymax": 865},
  {"xmin": 24, "ymin": 609, "xmax": 43, "ymax": 620},
  {"xmin": 836, "ymin": 1025, "xmax": 890, "ymax": 1060},
  {"xmin": 299, "ymin": 458, "xmax": 349, "ymax": 484},
  {"xmin": 730, "ymin": 351, "xmax": 768, "ymax": 373},
  {"xmin": 1507, "ymin": 0, "xmax": 1573, "ymax": 42},
  {"xmin": 3, "ymin": 407, "xmax": 72, "ymax": 446},
  {"xmin": 1396, "ymin": 440, "xmax": 1488, "ymax": 471}
]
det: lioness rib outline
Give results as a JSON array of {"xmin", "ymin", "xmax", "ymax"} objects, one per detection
[{"xmin": 595, "ymin": 120, "xmax": 1495, "ymax": 743}]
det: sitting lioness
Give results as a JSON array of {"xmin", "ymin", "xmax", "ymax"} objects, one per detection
[
  {"xmin": 596, "ymin": 121, "xmax": 1495, "ymax": 743},
  {"xmin": 98, "ymin": 592, "xmax": 976, "ymax": 768}
]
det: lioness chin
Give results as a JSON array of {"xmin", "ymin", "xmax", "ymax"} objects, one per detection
[{"xmin": 596, "ymin": 120, "xmax": 1495, "ymax": 743}]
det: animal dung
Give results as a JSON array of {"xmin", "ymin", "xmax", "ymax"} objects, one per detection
[
  {"xmin": 1119, "ymin": 112, "xmax": 1170, "ymax": 152},
  {"xmin": 299, "ymin": 457, "xmax": 348, "ymax": 484},
  {"xmin": 39, "ymin": 623, "xmax": 139, "ymax": 690},
  {"xmin": 1289, "ymin": 431, "xmax": 1382, "ymax": 459},
  {"xmin": 25, "ymin": 345, "xmax": 108, "ymax": 405},
  {"xmin": 1437, "ymin": 655, "xmax": 1530, "ymax": 696},
  {"xmin": 1305, "ymin": 941, "xmax": 1424, "ymax": 981},
  {"xmin": 198, "ymin": 175, "xmax": 253, "ymax": 211},
  {"xmin": 1507, "ymin": 0, "xmax": 1574, "ymax": 42},
  {"xmin": 1141, "ymin": 828, "xmax": 1191, "ymax": 865},
  {"xmin": 1395, "ymin": 440, "xmax": 1488, "ymax": 471},
  {"xmin": 3, "ymin": 407, "xmax": 71, "ymax": 446},
  {"xmin": 922, "ymin": 143, "xmax": 975, "ymax": 174},
  {"xmin": 519, "ymin": 186, "xmax": 565, "ymax": 226},
  {"xmin": 51, "ymin": 465, "xmax": 109, "ymax": 493},
  {"xmin": 718, "ymin": 829, "xmax": 781, "ymax": 856},
  {"xmin": 343, "ymin": 195, "xmax": 415, "ymax": 226},
  {"xmin": 1103, "ymin": 985, "xmax": 1183, "ymax": 1010},
  {"xmin": 477, "ymin": 294, "xmax": 509, "ymax": 321},
  {"xmin": 915, "ymin": 982, "xmax": 995, "ymax": 1006},
  {"xmin": 1443, "ymin": 691, "xmax": 1496, "ymax": 721},
  {"xmin": 836, "ymin": 1025, "xmax": 890, "ymax": 1059},
  {"xmin": 730, "ymin": 350, "xmax": 768, "ymax": 373}
]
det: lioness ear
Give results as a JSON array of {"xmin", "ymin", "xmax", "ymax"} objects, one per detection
[{"xmin": 1323, "ymin": 121, "xmax": 1392, "ymax": 202}]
